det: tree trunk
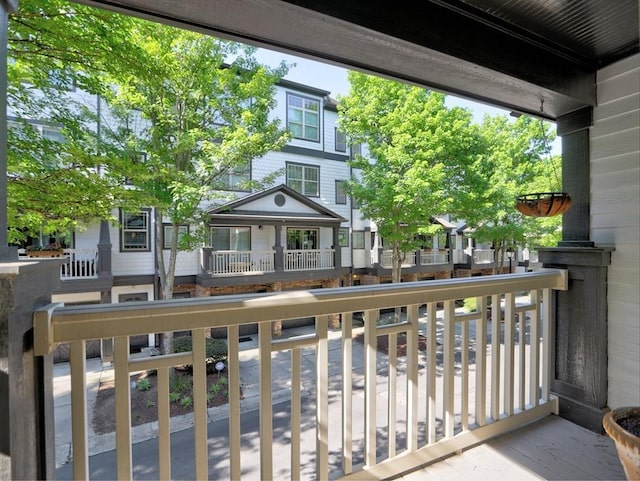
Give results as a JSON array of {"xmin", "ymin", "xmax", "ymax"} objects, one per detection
[
  {"xmin": 272, "ymin": 320, "xmax": 283, "ymax": 337},
  {"xmin": 391, "ymin": 242, "xmax": 403, "ymax": 323},
  {"xmin": 155, "ymin": 208, "xmax": 177, "ymax": 355}
]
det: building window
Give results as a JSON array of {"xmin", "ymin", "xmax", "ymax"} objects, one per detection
[
  {"xmin": 353, "ymin": 231, "xmax": 365, "ymax": 249},
  {"xmin": 287, "ymin": 228, "xmax": 319, "ymax": 250},
  {"xmin": 352, "ymin": 195, "xmax": 360, "ymax": 210},
  {"xmin": 335, "ymin": 128, "xmax": 347, "ymax": 152},
  {"xmin": 338, "ymin": 228, "xmax": 349, "ymax": 247},
  {"xmin": 220, "ymin": 163, "xmax": 250, "ymax": 191},
  {"xmin": 121, "ymin": 209, "xmax": 151, "ymax": 251},
  {"xmin": 8, "ymin": 120, "xmax": 65, "ymax": 143},
  {"xmin": 335, "ymin": 180, "xmax": 347, "ymax": 204},
  {"xmin": 287, "ymin": 93, "xmax": 320, "ymax": 142},
  {"xmin": 351, "ymin": 143, "xmax": 362, "ymax": 157},
  {"xmin": 210, "ymin": 226, "xmax": 250, "ymax": 250},
  {"xmin": 163, "ymin": 224, "xmax": 189, "ymax": 249},
  {"xmin": 287, "ymin": 163, "xmax": 319, "ymax": 196}
]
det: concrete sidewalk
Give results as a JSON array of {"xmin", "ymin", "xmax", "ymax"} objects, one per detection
[{"xmin": 53, "ymin": 324, "xmax": 364, "ymax": 468}]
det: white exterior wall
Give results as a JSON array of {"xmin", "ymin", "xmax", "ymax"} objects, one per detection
[
  {"xmin": 163, "ymin": 250, "xmax": 199, "ymax": 277},
  {"xmin": 108, "ymin": 212, "xmax": 155, "ymax": 276},
  {"xmin": 592, "ymin": 54, "xmax": 640, "ymax": 408},
  {"xmin": 74, "ymin": 223, "xmax": 101, "ymax": 250}
]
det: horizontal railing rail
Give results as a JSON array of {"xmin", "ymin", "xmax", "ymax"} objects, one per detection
[
  {"xmin": 35, "ymin": 269, "xmax": 566, "ymax": 480},
  {"xmin": 284, "ymin": 248, "xmax": 334, "ymax": 271}
]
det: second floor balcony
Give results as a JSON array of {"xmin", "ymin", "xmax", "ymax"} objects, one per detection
[{"xmin": 19, "ymin": 248, "xmax": 100, "ymax": 280}]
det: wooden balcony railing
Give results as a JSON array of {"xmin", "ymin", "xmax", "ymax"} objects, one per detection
[
  {"xmin": 377, "ymin": 249, "xmax": 450, "ymax": 268},
  {"xmin": 378, "ymin": 250, "xmax": 417, "ymax": 268},
  {"xmin": 18, "ymin": 248, "xmax": 99, "ymax": 280},
  {"xmin": 419, "ymin": 249, "xmax": 450, "ymax": 265},
  {"xmin": 61, "ymin": 249, "xmax": 99, "ymax": 280},
  {"xmin": 202, "ymin": 249, "xmax": 275, "ymax": 275},
  {"xmin": 473, "ymin": 249, "xmax": 495, "ymax": 264},
  {"xmin": 284, "ymin": 248, "xmax": 334, "ymax": 271},
  {"xmin": 35, "ymin": 269, "xmax": 567, "ymax": 480}
]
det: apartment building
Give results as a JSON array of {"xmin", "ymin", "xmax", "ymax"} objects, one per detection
[{"xmin": 17, "ymin": 78, "xmax": 460, "ymax": 309}]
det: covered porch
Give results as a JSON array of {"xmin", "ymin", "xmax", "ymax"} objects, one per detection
[
  {"xmin": 38, "ymin": 269, "xmax": 627, "ymax": 480},
  {"xmin": 50, "ymin": 290, "xmax": 625, "ymax": 479},
  {"xmin": 1, "ymin": 1, "xmax": 638, "ymax": 480}
]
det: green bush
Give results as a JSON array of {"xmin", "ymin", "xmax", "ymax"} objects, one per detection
[
  {"xmin": 136, "ymin": 378, "xmax": 151, "ymax": 391},
  {"xmin": 173, "ymin": 335, "xmax": 228, "ymax": 373}
]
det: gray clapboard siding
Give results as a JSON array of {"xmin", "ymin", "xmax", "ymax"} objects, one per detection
[{"xmin": 592, "ymin": 53, "xmax": 640, "ymax": 408}]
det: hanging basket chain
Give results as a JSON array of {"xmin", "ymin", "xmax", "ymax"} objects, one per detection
[{"xmin": 515, "ymin": 100, "xmax": 571, "ymax": 218}]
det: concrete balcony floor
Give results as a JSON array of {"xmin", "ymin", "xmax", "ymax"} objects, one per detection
[{"xmin": 400, "ymin": 415, "xmax": 625, "ymax": 481}]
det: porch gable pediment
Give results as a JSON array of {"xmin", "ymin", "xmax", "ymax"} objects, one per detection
[{"xmin": 207, "ymin": 184, "xmax": 346, "ymax": 225}]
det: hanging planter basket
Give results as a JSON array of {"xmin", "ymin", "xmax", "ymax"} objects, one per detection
[{"xmin": 515, "ymin": 192, "xmax": 572, "ymax": 217}]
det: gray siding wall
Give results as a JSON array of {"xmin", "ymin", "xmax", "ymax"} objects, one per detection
[{"xmin": 592, "ymin": 53, "xmax": 640, "ymax": 408}]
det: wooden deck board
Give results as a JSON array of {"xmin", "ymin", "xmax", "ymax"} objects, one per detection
[{"xmin": 398, "ymin": 415, "xmax": 626, "ymax": 481}]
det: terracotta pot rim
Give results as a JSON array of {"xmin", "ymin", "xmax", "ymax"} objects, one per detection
[{"xmin": 603, "ymin": 406, "xmax": 640, "ymax": 450}]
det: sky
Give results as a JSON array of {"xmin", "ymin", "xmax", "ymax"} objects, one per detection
[
  {"xmin": 254, "ymin": 48, "xmax": 513, "ymax": 122},
  {"xmin": 254, "ymin": 47, "xmax": 561, "ymax": 153}
]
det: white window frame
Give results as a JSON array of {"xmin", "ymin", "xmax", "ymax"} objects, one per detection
[
  {"xmin": 120, "ymin": 209, "xmax": 151, "ymax": 252},
  {"xmin": 287, "ymin": 163, "xmax": 320, "ymax": 197},
  {"xmin": 336, "ymin": 180, "xmax": 347, "ymax": 204},
  {"xmin": 335, "ymin": 128, "xmax": 347, "ymax": 152},
  {"xmin": 210, "ymin": 226, "xmax": 251, "ymax": 251},
  {"xmin": 287, "ymin": 93, "xmax": 320, "ymax": 142},
  {"xmin": 163, "ymin": 224, "xmax": 189, "ymax": 250},
  {"xmin": 353, "ymin": 231, "xmax": 365, "ymax": 249}
]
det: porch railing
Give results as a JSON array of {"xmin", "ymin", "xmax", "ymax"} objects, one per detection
[
  {"xmin": 35, "ymin": 269, "xmax": 566, "ymax": 480},
  {"xmin": 379, "ymin": 250, "xmax": 417, "ymax": 268},
  {"xmin": 61, "ymin": 249, "xmax": 99, "ymax": 280},
  {"xmin": 18, "ymin": 248, "xmax": 99, "ymax": 280},
  {"xmin": 202, "ymin": 249, "xmax": 274, "ymax": 275},
  {"xmin": 473, "ymin": 249, "xmax": 495, "ymax": 264},
  {"xmin": 284, "ymin": 248, "xmax": 334, "ymax": 271},
  {"xmin": 419, "ymin": 249, "xmax": 450, "ymax": 265}
]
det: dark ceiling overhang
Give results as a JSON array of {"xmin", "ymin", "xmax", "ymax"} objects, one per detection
[{"xmin": 77, "ymin": 0, "xmax": 638, "ymax": 121}]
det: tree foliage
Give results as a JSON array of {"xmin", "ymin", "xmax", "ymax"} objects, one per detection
[
  {"xmin": 100, "ymin": 22, "xmax": 290, "ymax": 305},
  {"xmin": 338, "ymin": 72, "xmax": 479, "ymax": 282},
  {"xmin": 460, "ymin": 115, "xmax": 562, "ymax": 271},
  {"xmin": 7, "ymin": 0, "xmax": 148, "ymax": 243}
]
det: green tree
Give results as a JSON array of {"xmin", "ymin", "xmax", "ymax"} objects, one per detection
[
  {"xmin": 7, "ymin": 0, "xmax": 148, "ymax": 243},
  {"xmin": 338, "ymin": 72, "xmax": 478, "ymax": 283},
  {"xmin": 101, "ymin": 22, "xmax": 290, "ymax": 350},
  {"xmin": 460, "ymin": 115, "xmax": 561, "ymax": 273}
]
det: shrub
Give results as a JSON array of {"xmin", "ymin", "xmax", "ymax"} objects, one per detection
[
  {"xmin": 136, "ymin": 378, "xmax": 151, "ymax": 391},
  {"xmin": 173, "ymin": 335, "xmax": 228, "ymax": 373}
]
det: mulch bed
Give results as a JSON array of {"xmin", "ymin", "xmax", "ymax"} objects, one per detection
[
  {"xmin": 354, "ymin": 332, "xmax": 427, "ymax": 357},
  {"xmin": 93, "ymin": 369, "xmax": 238, "ymax": 435}
]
